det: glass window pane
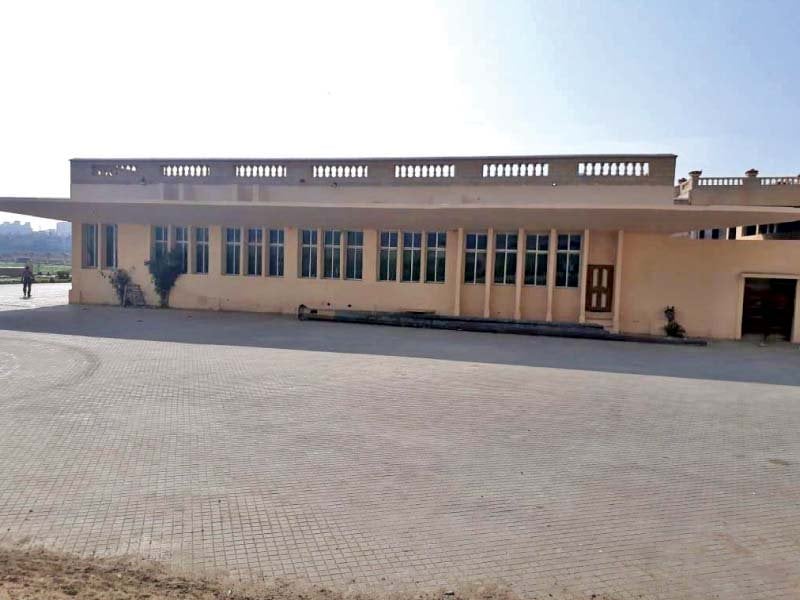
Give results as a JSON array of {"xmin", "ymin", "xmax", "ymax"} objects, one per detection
[
  {"xmin": 474, "ymin": 251, "xmax": 486, "ymax": 283},
  {"xmin": 476, "ymin": 234, "xmax": 487, "ymax": 250},
  {"xmin": 535, "ymin": 253, "xmax": 547, "ymax": 286},
  {"xmin": 556, "ymin": 253, "xmax": 567, "ymax": 286},
  {"xmin": 569, "ymin": 234, "xmax": 581, "ymax": 251},
  {"xmin": 557, "ymin": 234, "xmax": 569, "ymax": 251},
  {"xmin": 464, "ymin": 252, "xmax": 475, "ymax": 283}
]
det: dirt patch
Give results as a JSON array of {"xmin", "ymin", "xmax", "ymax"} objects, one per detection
[{"xmin": 0, "ymin": 545, "xmax": 522, "ymax": 600}]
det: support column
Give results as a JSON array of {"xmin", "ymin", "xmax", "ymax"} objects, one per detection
[
  {"xmin": 97, "ymin": 223, "xmax": 106, "ymax": 271},
  {"xmin": 514, "ymin": 228, "xmax": 525, "ymax": 320},
  {"xmin": 454, "ymin": 228, "xmax": 464, "ymax": 316},
  {"xmin": 420, "ymin": 231, "xmax": 428, "ymax": 283},
  {"xmin": 792, "ymin": 280, "xmax": 800, "ymax": 344},
  {"xmin": 545, "ymin": 228, "xmax": 556, "ymax": 322},
  {"xmin": 316, "ymin": 227, "xmax": 323, "ymax": 279},
  {"xmin": 612, "ymin": 230, "xmax": 624, "ymax": 333},
  {"xmin": 578, "ymin": 229, "xmax": 590, "ymax": 324},
  {"xmin": 396, "ymin": 231, "xmax": 404, "ymax": 281},
  {"xmin": 285, "ymin": 227, "xmax": 298, "ymax": 279},
  {"xmin": 483, "ymin": 228, "xmax": 494, "ymax": 318},
  {"xmin": 339, "ymin": 229, "xmax": 346, "ymax": 279}
]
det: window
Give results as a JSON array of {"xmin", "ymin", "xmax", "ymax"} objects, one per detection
[
  {"xmin": 727, "ymin": 227, "xmax": 737, "ymax": 240},
  {"xmin": 464, "ymin": 232, "xmax": 487, "ymax": 284},
  {"xmin": 224, "ymin": 227, "xmax": 241, "ymax": 275},
  {"xmin": 525, "ymin": 233, "xmax": 549, "ymax": 286},
  {"xmin": 300, "ymin": 229, "xmax": 317, "ymax": 278},
  {"xmin": 744, "ymin": 225, "xmax": 757, "ymax": 236},
  {"xmin": 345, "ymin": 231, "xmax": 363, "ymax": 279},
  {"xmin": 556, "ymin": 233, "xmax": 581, "ymax": 288},
  {"xmin": 323, "ymin": 230, "xmax": 341, "ymax": 278},
  {"xmin": 268, "ymin": 229, "xmax": 284, "ymax": 276},
  {"xmin": 175, "ymin": 226, "xmax": 189, "ymax": 273},
  {"xmin": 103, "ymin": 224, "xmax": 118, "ymax": 268},
  {"xmin": 425, "ymin": 232, "xmax": 446, "ymax": 283},
  {"xmin": 711, "ymin": 228, "xmax": 721, "ymax": 240},
  {"xmin": 195, "ymin": 227, "xmax": 209, "ymax": 274},
  {"xmin": 153, "ymin": 226, "xmax": 170, "ymax": 260},
  {"xmin": 246, "ymin": 228, "xmax": 263, "ymax": 276},
  {"xmin": 82, "ymin": 223, "xmax": 97, "ymax": 268},
  {"xmin": 378, "ymin": 231, "xmax": 398, "ymax": 281},
  {"xmin": 494, "ymin": 232, "xmax": 518, "ymax": 284},
  {"xmin": 402, "ymin": 232, "xmax": 422, "ymax": 281}
]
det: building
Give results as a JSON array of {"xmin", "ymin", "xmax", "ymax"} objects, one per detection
[
  {"xmin": 1, "ymin": 155, "xmax": 800, "ymax": 342},
  {"xmin": 0, "ymin": 220, "xmax": 33, "ymax": 235},
  {"xmin": 55, "ymin": 221, "xmax": 72, "ymax": 238}
]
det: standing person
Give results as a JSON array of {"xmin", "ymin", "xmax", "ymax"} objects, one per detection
[{"xmin": 21, "ymin": 265, "xmax": 34, "ymax": 298}]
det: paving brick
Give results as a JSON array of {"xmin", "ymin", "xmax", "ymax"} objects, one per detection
[{"xmin": 0, "ymin": 284, "xmax": 799, "ymax": 598}]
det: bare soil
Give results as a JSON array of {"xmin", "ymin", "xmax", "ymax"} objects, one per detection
[{"xmin": 0, "ymin": 545, "xmax": 522, "ymax": 600}]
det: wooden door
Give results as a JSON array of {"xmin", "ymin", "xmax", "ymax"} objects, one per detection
[{"xmin": 586, "ymin": 264, "xmax": 614, "ymax": 312}]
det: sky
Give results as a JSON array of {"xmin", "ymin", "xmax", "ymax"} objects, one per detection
[{"xmin": 1, "ymin": 0, "xmax": 798, "ymax": 229}]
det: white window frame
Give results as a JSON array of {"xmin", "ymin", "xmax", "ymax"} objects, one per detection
[
  {"xmin": 345, "ymin": 230, "xmax": 363, "ymax": 280},
  {"xmin": 494, "ymin": 232, "xmax": 517, "ymax": 285},
  {"xmin": 556, "ymin": 233, "xmax": 581, "ymax": 288},
  {"xmin": 378, "ymin": 231, "xmax": 398, "ymax": 281},
  {"xmin": 224, "ymin": 227, "xmax": 242, "ymax": 275},
  {"xmin": 300, "ymin": 229, "xmax": 318, "ymax": 278},
  {"xmin": 425, "ymin": 231, "xmax": 446, "ymax": 283},
  {"xmin": 268, "ymin": 229, "xmax": 284, "ymax": 277},
  {"xmin": 175, "ymin": 226, "xmax": 189, "ymax": 273},
  {"xmin": 323, "ymin": 230, "xmax": 341, "ymax": 279},
  {"xmin": 401, "ymin": 231, "xmax": 422, "ymax": 282},
  {"xmin": 82, "ymin": 223, "xmax": 98, "ymax": 268},
  {"xmin": 464, "ymin": 232, "xmax": 487, "ymax": 284},
  {"xmin": 524, "ymin": 233, "xmax": 549, "ymax": 286},
  {"xmin": 153, "ymin": 225, "xmax": 170, "ymax": 260},
  {"xmin": 194, "ymin": 227, "xmax": 209, "ymax": 274},
  {"xmin": 246, "ymin": 227, "xmax": 263, "ymax": 276}
]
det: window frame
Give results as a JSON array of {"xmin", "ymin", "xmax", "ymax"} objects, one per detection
[
  {"xmin": 555, "ymin": 233, "xmax": 582, "ymax": 288},
  {"xmin": 224, "ymin": 227, "xmax": 242, "ymax": 275},
  {"xmin": 103, "ymin": 224, "xmax": 118, "ymax": 269},
  {"xmin": 323, "ymin": 230, "xmax": 341, "ymax": 279},
  {"xmin": 300, "ymin": 229, "xmax": 318, "ymax": 278},
  {"xmin": 246, "ymin": 227, "xmax": 263, "ymax": 276},
  {"xmin": 425, "ymin": 231, "xmax": 446, "ymax": 283},
  {"xmin": 464, "ymin": 232, "xmax": 488, "ymax": 284},
  {"xmin": 401, "ymin": 231, "xmax": 422, "ymax": 282},
  {"xmin": 378, "ymin": 231, "xmax": 398, "ymax": 281},
  {"xmin": 153, "ymin": 225, "xmax": 170, "ymax": 260},
  {"xmin": 82, "ymin": 223, "xmax": 98, "ymax": 268},
  {"xmin": 493, "ymin": 232, "xmax": 518, "ymax": 285},
  {"xmin": 345, "ymin": 230, "xmax": 363, "ymax": 280},
  {"xmin": 175, "ymin": 226, "xmax": 189, "ymax": 274},
  {"xmin": 194, "ymin": 226, "xmax": 209, "ymax": 274},
  {"xmin": 268, "ymin": 228, "xmax": 284, "ymax": 277},
  {"xmin": 524, "ymin": 233, "xmax": 549, "ymax": 286}
]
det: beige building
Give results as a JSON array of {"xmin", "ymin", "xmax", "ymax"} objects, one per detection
[{"xmin": 2, "ymin": 154, "xmax": 800, "ymax": 341}]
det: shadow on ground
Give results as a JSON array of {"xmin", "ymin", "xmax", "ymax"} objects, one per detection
[{"xmin": 0, "ymin": 303, "xmax": 798, "ymax": 385}]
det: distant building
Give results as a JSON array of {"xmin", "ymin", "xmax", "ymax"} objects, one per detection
[
  {"xmin": 0, "ymin": 220, "xmax": 33, "ymax": 235},
  {"xmin": 55, "ymin": 222, "xmax": 72, "ymax": 237}
]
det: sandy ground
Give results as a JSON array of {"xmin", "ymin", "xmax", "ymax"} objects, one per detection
[{"xmin": 0, "ymin": 545, "xmax": 528, "ymax": 600}]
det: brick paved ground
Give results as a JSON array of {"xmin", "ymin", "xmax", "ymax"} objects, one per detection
[{"xmin": 0, "ymin": 285, "xmax": 799, "ymax": 599}]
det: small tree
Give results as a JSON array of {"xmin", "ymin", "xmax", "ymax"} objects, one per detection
[
  {"xmin": 105, "ymin": 268, "xmax": 132, "ymax": 305},
  {"xmin": 145, "ymin": 248, "xmax": 184, "ymax": 307}
]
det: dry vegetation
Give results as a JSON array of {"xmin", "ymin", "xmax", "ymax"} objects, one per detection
[{"xmin": 0, "ymin": 544, "xmax": 524, "ymax": 600}]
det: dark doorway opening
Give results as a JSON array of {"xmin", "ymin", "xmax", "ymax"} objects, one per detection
[{"xmin": 742, "ymin": 278, "xmax": 796, "ymax": 340}]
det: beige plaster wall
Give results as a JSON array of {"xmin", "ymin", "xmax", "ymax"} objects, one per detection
[
  {"xmin": 71, "ymin": 223, "xmax": 800, "ymax": 343},
  {"xmin": 619, "ymin": 234, "xmax": 800, "ymax": 341}
]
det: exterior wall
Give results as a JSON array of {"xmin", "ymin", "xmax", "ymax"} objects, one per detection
[
  {"xmin": 620, "ymin": 234, "xmax": 800, "ymax": 342},
  {"xmin": 71, "ymin": 222, "xmax": 800, "ymax": 343}
]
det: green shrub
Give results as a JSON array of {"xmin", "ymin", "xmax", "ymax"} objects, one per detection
[
  {"xmin": 145, "ymin": 249, "xmax": 184, "ymax": 307},
  {"xmin": 106, "ymin": 268, "xmax": 133, "ymax": 306}
]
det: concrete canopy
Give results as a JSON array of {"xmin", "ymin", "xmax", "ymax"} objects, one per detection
[{"xmin": 2, "ymin": 196, "xmax": 799, "ymax": 234}]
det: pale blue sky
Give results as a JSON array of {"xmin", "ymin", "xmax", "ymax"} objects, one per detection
[{"xmin": 1, "ymin": 0, "xmax": 798, "ymax": 228}]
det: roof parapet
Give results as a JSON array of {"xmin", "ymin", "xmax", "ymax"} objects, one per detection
[{"xmin": 71, "ymin": 155, "xmax": 677, "ymax": 187}]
